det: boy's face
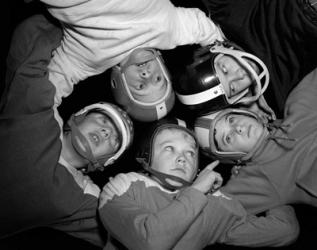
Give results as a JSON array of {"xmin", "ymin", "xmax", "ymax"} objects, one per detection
[
  {"xmin": 151, "ymin": 129, "xmax": 198, "ymax": 182},
  {"xmin": 123, "ymin": 49, "xmax": 168, "ymax": 103},
  {"xmin": 214, "ymin": 55, "xmax": 259, "ymax": 98},
  {"xmin": 76, "ymin": 113, "xmax": 120, "ymax": 159},
  {"xmin": 214, "ymin": 113, "xmax": 264, "ymax": 153}
]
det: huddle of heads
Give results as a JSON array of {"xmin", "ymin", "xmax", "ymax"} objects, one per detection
[
  {"xmin": 173, "ymin": 40, "xmax": 271, "ymax": 165},
  {"xmin": 68, "ymin": 40, "xmax": 270, "ymax": 173}
]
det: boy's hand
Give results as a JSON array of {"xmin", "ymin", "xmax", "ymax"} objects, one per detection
[
  {"xmin": 191, "ymin": 160, "xmax": 223, "ymax": 194},
  {"xmin": 99, "ymin": 174, "xmax": 128, "ymax": 207}
]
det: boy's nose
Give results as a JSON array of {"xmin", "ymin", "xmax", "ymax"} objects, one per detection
[
  {"xmin": 235, "ymin": 124, "xmax": 246, "ymax": 134},
  {"xmin": 235, "ymin": 68, "xmax": 246, "ymax": 79},
  {"xmin": 150, "ymin": 73, "xmax": 164, "ymax": 86},
  {"xmin": 101, "ymin": 127, "xmax": 111, "ymax": 139},
  {"xmin": 140, "ymin": 64, "xmax": 152, "ymax": 78},
  {"xmin": 176, "ymin": 154, "xmax": 186, "ymax": 165},
  {"xmin": 141, "ymin": 69, "xmax": 151, "ymax": 78}
]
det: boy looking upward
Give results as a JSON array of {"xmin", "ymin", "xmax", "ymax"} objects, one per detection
[
  {"xmin": 99, "ymin": 118, "xmax": 298, "ymax": 250},
  {"xmin": 0, "ymin": 14, "xmax": 133, "ymax": 246},
  {"xmin": 195, "ymin": 66, "xmax": 317, "ymax": 214}
]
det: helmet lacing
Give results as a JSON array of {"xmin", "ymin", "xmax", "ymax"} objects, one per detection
[
  {"xmin": 137, "ymin": 158, "xmax": 193, "ymax": 191},
  {"xmin": 265, "ymin": 119, "xmax": 296, "ymax": 149}
]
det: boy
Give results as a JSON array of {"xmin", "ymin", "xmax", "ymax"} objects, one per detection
[
  {"xmin": 36, "ymin": 0, "xmax": 224, "ymax": 121},
  {"xmin": 99, "ymin": 118, "xmax": 298, "ymax": 250},
  {"xmin": 174, "ymin": 41, "xmax": 274, "ymax": 121},
  {"xmin": 202, "ymin": 0, "xmax": 317, "ymax": 117},
  {"xmin": 0, "ymin": 14, "xmax": 133, "ymax": 246},
  {"xmin": 194, "ymin": 66, "xmax": 317, "ymax": 214},
  {"xmin": 110, "ymin": 48, "xmax": 175, "ymax": 122}
]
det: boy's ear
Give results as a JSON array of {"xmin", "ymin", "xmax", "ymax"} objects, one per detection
[{"xmin": 136, "ymin": 157, "xmax": 149, "ymax": 168}]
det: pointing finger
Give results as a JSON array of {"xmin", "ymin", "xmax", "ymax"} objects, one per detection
[{"xmin": 205, "ymin": 160, "xmax": 220, "ymax": 171}]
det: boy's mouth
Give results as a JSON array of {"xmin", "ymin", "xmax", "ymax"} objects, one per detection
[
  {"xmin": 89, "ymin": 132, "xmax": 100, "ymax": 146},
  {"xmin": 136, "ymin": 59, "xmax": 152, "ymax": 67},
  {"xmin": 172, "ymin": 168, "xmax": 186, "ymax": 175}
]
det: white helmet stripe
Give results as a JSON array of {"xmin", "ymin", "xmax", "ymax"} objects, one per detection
[{"xmin": 176, "ymin": 84, "xmax": 225, "ymax": 105}]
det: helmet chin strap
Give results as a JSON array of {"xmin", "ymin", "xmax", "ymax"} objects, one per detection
[
  {"xmin": 137, "ymin": 158, "xmax": 193, "ymax": 191},
  {"xmin": 68, "ymin": 118, "xmax": 113, "ymax": 173}
]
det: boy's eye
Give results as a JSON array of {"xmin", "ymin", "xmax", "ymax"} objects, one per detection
[
  {"xmin": 156, "ymin": 75, "xmax": 162, "ymax": 83},
  {"xmin": 113, "ymin": 137, "xmax": 120, "ymax": 150},
  {"xmin": 228, "ymin": 116, "xmax": 235, "ymax": 124},
  {"xmin": 137, "ymin": 61, "xmax": 148, "ymax": 67},
  {"xmin": 230, "ymin": 83, "xmax": 236, "ymax": 94},
  {"xmin": 136, "ymin": 83, "xmax": 145, "ymax": 90},
  {"xmin": 100, "ymin": 116, "xmax": 108, "ymax": 125},
  {"xmin": 186, "ymin": 151, "xmax": 196, "ymax": 158},
  {"xmin": 165, "ymin": 146, "xmax": 173, "ymax": 151},
  {"xmin": 225, "ymin": 135, "xmax": 232, "ymax": 144}
]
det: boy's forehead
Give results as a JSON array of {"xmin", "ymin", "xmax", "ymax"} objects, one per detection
[
  {"xmin": 86, "ymin": 111, "xmax": 109, "ymax": 120},
  {"xmin": 220, "ymin": 54, "xmax": 256, "ymax": 72},
  {"xmin": 215, "ymin": 113, "xmax": 227, "ymax": 128},
  {"xmin": 214, "ymin": 116, "xmax": 225, "ymax": 139},
  {"xmin": 155, "ymin": 128, "xmax": 196, "ymax": 145},
  {"xmin": 122, "ymin": 48, "xmax": 156, "ymax": 69},
  {"xmin": 214, "ymin": 113, "xmax": 233, "ymax": 138},
  {"xmin": 86, "ymin": 112, "xmax": 118, "ymax": 130}
]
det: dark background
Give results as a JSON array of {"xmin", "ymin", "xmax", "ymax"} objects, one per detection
[{"xmin": 1, "ymin": 0, "xmax": 317, "ymax": 249}]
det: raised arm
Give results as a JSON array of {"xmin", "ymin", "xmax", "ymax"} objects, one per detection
[
  {"xmin": 41, "ymin": 0, "xmax": 223, "ymax": 47},
  {"xmin": 0, "ymin": 13, "xmax": 105, "ymax": 246},
  {"xmin": 36, "ymin": 0, "xmax": 224, "ymax": 106},
  {"xmin": 222, "ymin": 204, "xmax": 299, "ymax": 247},
  {"xmin": 173, "ymin": 197, "xmax": 299, "ymax": 249},
  {"xmin": 1, "ymin": 14, "xmax": 62, "ymax": 114}
]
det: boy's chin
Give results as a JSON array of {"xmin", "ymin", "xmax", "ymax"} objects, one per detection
[{"xmin": 165, "ymin": 178, "xmax": 185, "ymax": 187}]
